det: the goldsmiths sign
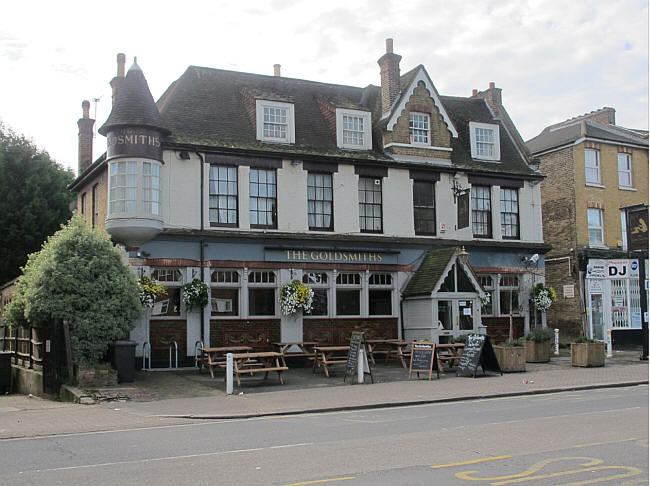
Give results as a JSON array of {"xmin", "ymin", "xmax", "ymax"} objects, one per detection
[
  {"xmin": 106, "ymin": 127, "xmax": 163, "ymax": 161},
  {"xmin": 284, "ymin": 249, "xmax": 383, "ymax": 263}
]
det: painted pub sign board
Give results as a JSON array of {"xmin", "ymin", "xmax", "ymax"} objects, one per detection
[{"xmin": 409, "ymin": 342, "xmax": 440, "ymax": 380}]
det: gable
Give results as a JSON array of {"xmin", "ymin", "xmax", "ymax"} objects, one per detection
[{"xmin": 385, "ymin": 66, "xmax": 458, "ymax": 138}]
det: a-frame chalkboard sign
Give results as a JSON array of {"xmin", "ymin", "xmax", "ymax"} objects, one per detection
[
  {"xmin": 344, "ymin": 331, "xmax": 373, "ymax": 383},
  {"xmin": 456, "ymin": 334, "xmax": 502, "ymax": 378},
  {"xmin": 409, "ymin": 342, "xmax": 440, "ymax": 380}
]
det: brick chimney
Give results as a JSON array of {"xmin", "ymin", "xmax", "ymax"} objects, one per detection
[
  {"xmin": 110, "ymin": 53, "xmax": 126, "ymax": 107},
  {"xmin": 77, "ymin": 100, "xmax": 95, "ymax": 175},
  {"xmin": 377, "ymin": 38, "xmax": 401, "ymax": 115},
  {"xmin": 588, "ymin": 107, "xmax": 616, "ymax": 126},
  {"xmin": 273, "ymin": 64, "xmax": 281, "ymax": 76}
]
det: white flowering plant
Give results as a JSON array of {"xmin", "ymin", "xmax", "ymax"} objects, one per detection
[
  {"xmin": 138, "ymin": 276, "xmax": 167, "ymax": 309},
  {"xmin": 480, "ymin": 293, "xmax": 491, "ymax": 307},
  {"xmin": 279, "ymin": 279, "xmax": 314, "ymax": 316},
  {"xmin": 532, "ymin": 283, "xmax": 557, "ymax": 312},
  {"xmin": 182, "ymin": 278, "xmax": 209, "ymax": 312}
]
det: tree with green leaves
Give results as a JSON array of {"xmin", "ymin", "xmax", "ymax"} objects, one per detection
[
  {"xmin": 4, "ymin": 214, "xmax": 142, "ymax": 365},
  {"xmin": 0, "ymin": 123, "xmax": 75, "ymax": 284}
]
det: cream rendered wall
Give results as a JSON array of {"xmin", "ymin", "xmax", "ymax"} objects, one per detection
[
  {"xmin": 164, "ymin": 151, "xmax": 201, "ymax": 230},
  {"xmin": 403, "ymin": 297, "xmax": 434, "ymax": 341},
  {"xmin": 519, "ymin": 181, "xmax": 544, "ymax": 242},
  {"xmin": 442, "ymin": 172, "xmax": 472, "ymax": 239},
  {"xmin": 384, "ymin": 168, "xmax": 415, "ymax": 236},
  {"xmin": 333, "ymin": 164, "xmax": 360, "ymax": 233},
  {"xmin": 239, "ymin": 165, "xmax": 250, "ymax": 230},
  {"xmin": 278, "ymin": 160, "xmax": 308, "ymax": 232}
]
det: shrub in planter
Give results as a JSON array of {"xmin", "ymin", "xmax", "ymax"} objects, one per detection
[
  {"xmin": 571, "ymin": 337, "xmax": 605, "ymax": 367},
  {"xmin": 494, "ymin": 339, "xmax": 526, "ymax": 372},
  {"xmin": 525, "ymin": 328, "xmax": 553, "ymax": 363}
]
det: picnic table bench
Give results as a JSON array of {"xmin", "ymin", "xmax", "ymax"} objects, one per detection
[
  {"xmin": 199, "ymin": 346, "xmax": 253, "ymax": 378},
  {"xmin": 272, "ymin": 342, "xmax": 318, "ymax": 358},
  {"xmin": 312, "ymin": 345, "xmax": 350, "ymax": 377},
  {"xmin": 436, "ymin": 343, "xmax": 465, "ymax": 373},
  {"xmin": 231, "ymin": 351, "xmax": 288, "ymax": 386}
]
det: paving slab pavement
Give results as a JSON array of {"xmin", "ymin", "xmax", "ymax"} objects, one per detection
[{"xmin": 0, "ymin": 348, "xmax": 647, "ymax": 439}]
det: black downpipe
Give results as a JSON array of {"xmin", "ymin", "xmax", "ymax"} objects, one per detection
[{"xmin": 196, "ymin": 152, "xmax": 205, "ymax": 343}]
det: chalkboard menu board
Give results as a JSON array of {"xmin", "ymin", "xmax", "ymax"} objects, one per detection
[
  {"xmin": 456, "ymin": 334, "xmax": 502, "ymax": 378},
  {"xmin": 344, "ymin": 331, "xmax": 373, "ymax": 383},
  {"xmin": 409, "ymin": 342, "xmax": 439, "ymax": 380}
]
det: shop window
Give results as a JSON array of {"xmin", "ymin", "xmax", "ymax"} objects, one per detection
[
  {"xmin": 151, "ymin": 268, "xmax": 183, "ymax": 282},
  {"xmin": 368, "ymin": 272, "xmax": 393, "ymax": 316},
  {"xmin": 479, "ymin": 275, "xmax": 494, "ymax": 315},
  {"xmin": 303, "ymin": 271, "xmax": 329, "ymax": 316},
  {"xmin": 150, "ymin": 267, "xmax": 183, "ymax": 317},
  {"xmin": 336, "ymin": 272, "xmax": 361, "ymax": 316},
  {"xmin": 211, "ymin": 270, "xmax": 240, "ymax": 317},
  {"xmin": 248, "ymin": 270, "xmax": 276, "ymax": 316}
]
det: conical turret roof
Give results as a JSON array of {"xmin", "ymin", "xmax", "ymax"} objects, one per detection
[{"xmin": 99, "ymin": 58, "xmax": 170, "ymax": 136}]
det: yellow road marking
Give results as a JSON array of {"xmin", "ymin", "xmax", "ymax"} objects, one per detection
[
  {"xmin": 282, "ymin": 477, "xmax": 356, "ymax": 486},
  {"xmin": 493, "ymin": 466, "xmax": 641, "ymax": 485},
  {"xmin": 456, "ymin": 457, "xmax": 602, "ymax": 481},
  {"xmin": 430, "ymin": 455, "xmax": 512, "ymax": 469},
  {"xmin": 573, "ymin": 437, "xmax": 640, "ymax": 448}
]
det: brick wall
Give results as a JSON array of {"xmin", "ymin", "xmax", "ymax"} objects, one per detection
[{"xmin": 76, "ymin": 167, "xmax": 108, "ymax": 231}]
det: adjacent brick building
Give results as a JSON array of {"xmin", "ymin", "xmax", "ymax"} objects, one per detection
[{"xmin": 527, "ymin": 108, "xmax": 648, "ymax": 344}]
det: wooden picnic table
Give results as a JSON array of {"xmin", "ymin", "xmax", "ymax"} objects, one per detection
[
  {"xmin": 436, "ymin": 343, "xmax": 465, "ymax": 373},
  {"xmin": 384, "ymin": 340, "xmax": 411, "ymax": 368},
  {"xmin": 312, "ymin": 345, "xmax": 350, "ymax": 377},
  {"xmin": 272, "ymin": 342, "xmax": 318, "ymax": 358},
  {"xmin": 366, "ymin": 339, "xmax": 401, "ymax": 364},
  {"xmin": 231, "ymin": 351, "xmax": 288, "ymax": 386},
  {"xmin": 199, "ymin": 346, "xmax": 253, "ymax": 378}
]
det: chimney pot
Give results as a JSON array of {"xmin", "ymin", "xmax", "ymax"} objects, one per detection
[
  {"xmin": 489, "ymin": 82, "xmax": 495, "ymax": 89},
  {"xmin": 117, "ymin": 53, "xmax": 126, "ymax": 78},
  {"xmin": 82, "ymin": 100, "xmax": 90, "ymax": 118},
  {"xmin": 386, "ymin": 38, "xmax": 394, "ymax": 54},
  {"xmin": 273, "ymin": 64, "xmax": 281, "ymax": 76},
  {"xmin": 472, "ymin": 89, "xmax": 478, "ymax": 96}
]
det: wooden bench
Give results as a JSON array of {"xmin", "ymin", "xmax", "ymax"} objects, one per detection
[
  {"xmin": 273, "ymin": 342, "xmax": 318, "ymax": 359},
  {"xmin": 313, "ymin": 346, "xmax": 350, "ymax": 377},
  {"xmin": 231, "ymin": 352, "xmax": 288, "ymax": 386},
  {"xmin": 199, "ymin": 346, "xmax": 253, "ymax": 378}
]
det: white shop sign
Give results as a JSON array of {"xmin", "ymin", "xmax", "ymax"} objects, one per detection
[{"xmin": 586, "ymin": 259, "xmax": 639, "ymax": 279}]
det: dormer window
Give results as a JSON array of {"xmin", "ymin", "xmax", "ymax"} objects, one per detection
[
  {"xmin": 469, "ymin": 122, "xmax": 500, "ymax": 161},
  {"xmin": 409, "ymin": 113, "xmax": 430, "ymax": 144},
  {"xmin": 256, "ymin": 100, "xmax": 295, "ymax": 144},
  {"xmin": 336, "ymin": 109, "xmax": 371, "ymax": 150}
]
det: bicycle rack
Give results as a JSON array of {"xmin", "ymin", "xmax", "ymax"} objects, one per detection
[
  {"xmin": 142, "ymin": 342, "xmax": 151, "ymax": 371},
  {"xmin": 194, "ymin": 340, "xmax": 204, "ymax": 369},
  {"xmin": 169, "ymin": 340, "xmax": 178, "ymax": 369}
]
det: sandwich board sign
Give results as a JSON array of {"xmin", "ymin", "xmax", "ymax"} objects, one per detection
[
  {"xmin": 456, "ymin": 334, "xmax": 502, "ymax": 378},
  {"xmin": 344, "ymin": 331, "xmax": 373, "ymax": 383},
  {"xmin": 409, "ymin": 342, "xmax": 439, "ymax": 380}
]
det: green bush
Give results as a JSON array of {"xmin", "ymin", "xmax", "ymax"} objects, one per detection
[
  {"xmin": 500, "ymin": 339, "xmax": 523, "ymax": 347},
  {"xmin": 3, "ymin": 214, "xmax": 142, "ymax": 365},
  {"xmin": 525, "ymin": 327, "xmax": 554, "ymax": 342},
  {"xmin": 573, "ymin": 336, "xmax": 600, "ymax": 344},
  {"xmin": 452, "ymin": 334, "xmax": 468, "ymax": 343}
]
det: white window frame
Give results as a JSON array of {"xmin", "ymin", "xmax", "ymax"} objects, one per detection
[
  {"xmin": 335, "ymin": 272, "xmax": 362, "ymax": 317},
  {"xmin": 303, "ymin": 271, "xmax": 330, "ymax": 317},
  {"xmin": 368, "ymin": 272, "xmax": 394, "ymax": 317},
  {"xmin": 585, "ymin": 149, "xmax": 601, "ymax": 185},
  {"xmin": 150, "ymin": 267, "xmax": 185, "ymax": 318},
  {"xmin": 256, "ymin": 100, "xmax": 295, "ymax": 144},
  {"xmin": 469, "ymin": 122, "xmax": 500, "ymax": 161},
  {"xmin": 336, "ymin": 108, "xmax": 371, "ymax": 150},
  {"xmin": 109, "ymin": 160, "xmax": 138, "ymax": 215},
  {"xmin": 620, "ymin": 211, "xmax": 628, "ymax": 250},
  {"xmin": 210, "ymin": 269, "xmax": 241, "ymax": 317},
  {"xmin": 247, "ymin": 270, "xmax": 277, "ymax": 317},
  {"xmin": 409, "ymin": 112, "xmax": 430, "ymax": 145},
  {"xmin": 143, "ymin": 162, "xmax": 161, "ymax": 216},
  {"xmin": 588, "ymin": 208, "xmax": 605, "ymax": 247},
  {"xmin": 617, "ymin": 152, "xmax": 632, "ymax": 188}
]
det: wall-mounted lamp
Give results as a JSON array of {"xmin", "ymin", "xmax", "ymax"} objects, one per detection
[
  {"xmin": 457, "ymin": 246, "xmax": 470, "ymax": 265},
  {"xmin": 452, "ymin": 173, "xmax": 468, "ymax": 202},
  {"xmin": 136, "ymin": 251, "xmax": 150, "ymax": 258},
  {"xmin": 178, "ymin": 151, "xmax": 191, "ymax": 160}
]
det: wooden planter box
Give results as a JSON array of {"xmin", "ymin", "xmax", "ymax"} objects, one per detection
[
  {"xmin": 571, "ymin": 342, "xmax": 605, "ymax": 367},
  {"xmin": 494, "ymin": 345, "xmax": 526, "ymax": 372},
  {"xmin": 526, "ymin": 340, "xmax": 551, "ymax": 363}
]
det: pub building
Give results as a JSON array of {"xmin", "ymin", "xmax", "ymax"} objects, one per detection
[{"xmin": 70, "ymin": 41, "xmax": 549, "ymax": 367}]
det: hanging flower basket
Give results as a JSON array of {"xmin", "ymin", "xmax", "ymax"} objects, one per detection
[
  {"xmin": 182, "ymin": 278, "xmax": 209, "ymax": 312},
  {"xmin": 531, "ymin": 283, "xmax": 557, "ymax": 312},
  {"xmin": 279, "ymin": 279, "xmax": 314, "ymax": 316},
  {"xmin": 138, "ymin": 276, "xmax": 167, "ymax": 309},
  {"xmin": 480, "ymin": 293, "xmax": 491, "ymax": 307}
]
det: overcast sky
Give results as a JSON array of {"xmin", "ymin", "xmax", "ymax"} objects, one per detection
[{"xmin": 2, "ymin": 0, "xmax": 648, "ymax": 173}]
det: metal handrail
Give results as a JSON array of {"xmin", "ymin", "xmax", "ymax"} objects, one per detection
[
  {"xmin": 142, "ymin": 342, "xmax": 151, "ymax": 370},
  {"xmin": 194, "ymin": 340, "xmax": 204, "ymax": 368},
  {"xmin": 169, "ymin": 340, "xmax": 178, "ymax": 369}
]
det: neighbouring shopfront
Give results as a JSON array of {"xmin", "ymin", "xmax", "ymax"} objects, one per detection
[{"xmin": 585, "ymin": 259, "xmax": 643, "ymax": 341}]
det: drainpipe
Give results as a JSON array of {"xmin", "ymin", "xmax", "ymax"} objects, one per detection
[
  {"xmin": 196, "ymin": 151, "xmax": 205, "ymax": 342},
  {"xmin": 399, "ymin": 296, "xmax": 405, "ymax": 341}
]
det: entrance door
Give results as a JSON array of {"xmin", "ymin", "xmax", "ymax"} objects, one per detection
[
  {"xmin": 590, "ymin": 294, "xmax": 604, "ymax": 341},
  {"xmin": 457, "ymin": 300, "xmax": 474, "ymax": 330},
  {"xmin": 438, "ymin": 300, "xmax": 453, "ymax": 331}
]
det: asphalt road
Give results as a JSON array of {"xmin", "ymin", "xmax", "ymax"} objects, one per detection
[{"xmin": 0, "ymin": 385, "xmax": 647, "ymax": 485}]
